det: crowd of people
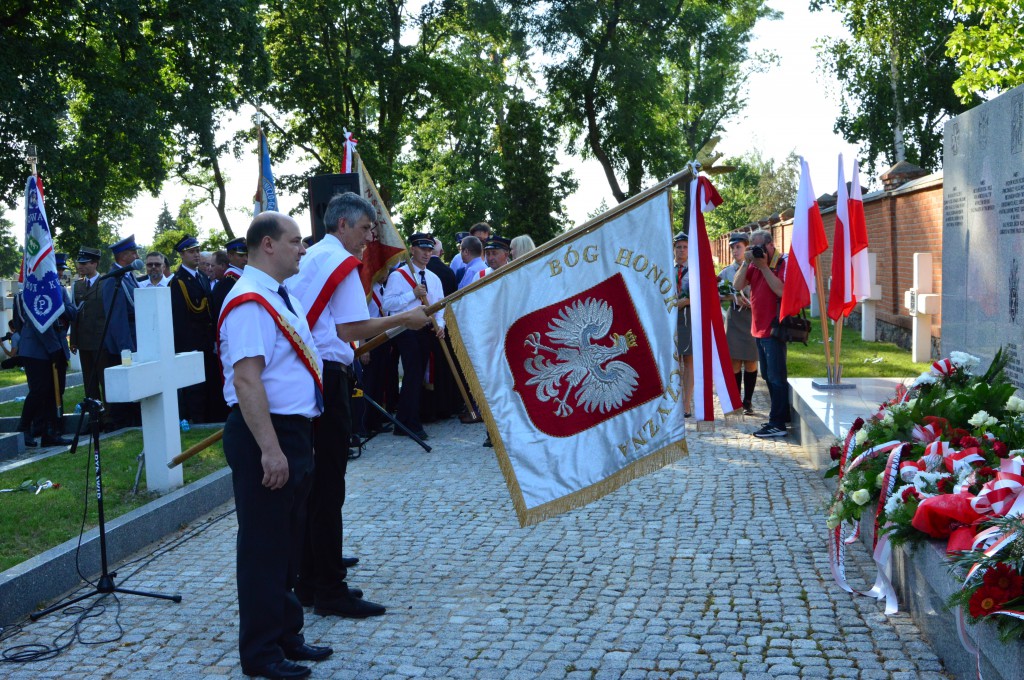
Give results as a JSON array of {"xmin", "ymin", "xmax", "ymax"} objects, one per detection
[{"xmin": 3, "ymin": 195, "xmax": 792, "ymax": 677}]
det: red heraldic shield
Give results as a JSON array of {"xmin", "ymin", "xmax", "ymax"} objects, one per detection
[{"xmin": 504, "ymin": 273, "xmax": 663, "ymax": 438}]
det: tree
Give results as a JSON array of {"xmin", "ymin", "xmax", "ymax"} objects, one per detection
[
  {"xmin": 947, "ymin": 0, "xmax": 1024, "ymax": 101},
  {"xmin": 155, "ymin": 203, "xmax": 176, "ymax": 236},
  {"xmin": 700, "ymin": 151, "xmax": 799, "ymax": 239},
  {"xmin": 537, "ymin": 0, "xmax": 776, "ymax": 202},
  {"xmin": 813, "ymin": 0, "xmax": 979, "ymax": 175},
  {"xmin": 0, "ymin": 218, "xmax": 22, "ymax": 279}
]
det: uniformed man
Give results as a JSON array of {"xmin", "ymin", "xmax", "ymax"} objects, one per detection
[
  {"xmin": 211, "ymin": 237, "xmax": 247, "ymax": 320},
  {"xmin": 15, "ymin": 254, "xmax": 77, "ymax": 447},
  {"xmin": 169, "ymin": 235, "xmax": 221, "ymax": 423},
  {"xmin": 288, "ymin": 192, "xmax": 429, "ymax": 619},
  {"xmin": 101, "ymin": 235, "xmax": 142, "ymax": 431},
  {"xmin": 69, "ymin": 246, "xmax": 105, "ymax": 400},
  {"xmin": 382, "ymin": 233, "xmax": 446, "ymax": 440},
  {"xmin": 482, "ymin": 236, "xmax": 512, "ymax": 275},
  {"xmin": 219, "ymin": 211, "xmax": 332, "ymax": 679}
]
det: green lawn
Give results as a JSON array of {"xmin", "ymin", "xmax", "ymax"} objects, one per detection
[
  {"xmin": 0, "ymin": 428, "xmax": 225, "ymax": 572},
  {"xmin": 0, "ymin": 367, "xmax": 28, "ymax": 388},
  {"xmin": 0, "ymin": 384, "xmax": 86, "ymax": 418},
  {"xmin": 786, "ymin": 317, "xmax": 932, "ymax": 379}
]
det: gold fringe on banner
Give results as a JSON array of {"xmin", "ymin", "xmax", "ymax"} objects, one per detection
[{"xmin": 445, "ymin": 304, "xmax": 690, "ymax": 529}]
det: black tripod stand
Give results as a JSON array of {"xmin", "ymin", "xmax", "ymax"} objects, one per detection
[
  {"xmin": 31, "ymin": 265, "xmax": 181, "ymax": 620},
  {"xmin": 31, "ymin": 398, "xmax": 181, "ymax": 620},
  {"xmin": 352, "ymin": 360, "xmax": 430, "ymax": 452}
]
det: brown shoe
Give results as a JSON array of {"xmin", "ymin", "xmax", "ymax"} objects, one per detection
[{"xmin": 459, "ymin": 412, "xmax": 483, "ymax": 424}]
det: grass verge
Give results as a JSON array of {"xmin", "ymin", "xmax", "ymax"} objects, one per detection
[
  {"xmin": 786, "ymin": 318, "xmax": 931, "ymax": 379},
  {"xmin": 0, "ymin": 367, "xmax": 29, "ymax": 389},
  {"xmin": 0, "ymin": 384, "xmax": 86, "ymax": 418},
  {"xmin": 0, "ymin": 428, "xmax": 225, "ymax": 572}
]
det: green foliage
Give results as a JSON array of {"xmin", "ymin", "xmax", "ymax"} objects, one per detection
[
  {"xmin": 700, "ymin": 151, "xmax": 799, "ymax": 239},
  {"xmin": 813, "ymin": 0, "xmax": 978, "ymax": 175},
  {"xmin": 538, "ymin": 0, "xmax": 778, "ymax": 202},
  {"xmin": 155, "ymin": 202, "xmax": 176, "ymax": 236},
  {"xmin": 947, "ymin": 0, "xmax": 1024, "ymax": 101},
  {"xmin": 0, "ymin": 217, "xmax": 23, "ymax": 279}
]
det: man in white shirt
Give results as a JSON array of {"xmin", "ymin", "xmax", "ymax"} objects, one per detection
[
  {"xmin": 219, "ymin": 211, "xmax": 332, "ymax": 679},
  {"xmin": 288, "ymin": 192, "xmax": 429, "ymax": 620},
  {"xmin": 383, "ymin": 233, "xmax": 445, "ymax": 440},
  {"xmin": 139, "ymin": 251, "xmax": 169, "ymax": 287}
]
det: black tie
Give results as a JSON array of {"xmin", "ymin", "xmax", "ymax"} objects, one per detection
[
  {"xmin": 277, "ymin": 285, "xmax": 297, "ymax": 316},
  {"xmin": 419, "ymin": 270, "xmax": 426, "ymax": 289}
]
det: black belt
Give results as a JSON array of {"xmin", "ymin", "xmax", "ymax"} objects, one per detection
[
  {"xmin": 324, "ymin": 360, "xmax": 354, "ymax": 380},
  {"xmin": 230, "ymin": 405, "xmax": 314, "ymax": 423}
]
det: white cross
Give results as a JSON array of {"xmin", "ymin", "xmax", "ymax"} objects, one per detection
[
  {"xmin": 859, "ymin": 252, "xmax": 883, "ymax": 342},
  {"xmin": 103, "ymin": 287, "xmax": 206, "ymax": 492},
  {"xmin": 903, "ymin": 252, "xmax": 940, "ymax": 363}
]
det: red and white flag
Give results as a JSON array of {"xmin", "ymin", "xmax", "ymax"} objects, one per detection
[
  {"xmin": 444, "ymin": 178, "xmax": 688, "ymax": 526},
  {"xmin": 781, "ymin": 157, "xmax": 828, "ymax": 319},
  {"xmin": 849, "ymin": 160, "xmax": 871, "ymax": 301},
  {"xmin": 828, "ymin": 154, "xmax": 856, "ymax": 320},
  {"xmin": 687, "ymin": 176, "xmax": 741, "ymax": 421},
  {"xmin": 355, "ymin": 153, "xmax": 407, "ymax": 294},
  {"xmin": 342, "ymin": 129, "xmax": 358, "ymax": 173}
]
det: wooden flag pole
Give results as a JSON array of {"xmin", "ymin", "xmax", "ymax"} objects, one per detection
[
  {"xmin": 813, "ymin": 260, "xmax": 835, "ymax": 383},
  {"xmin": 167, "ymin": 429, "xmax": 223, "ymax": 469},
  {"xmin": 833, "ymin": 318, "xmax": 845, "ymax": 383}
]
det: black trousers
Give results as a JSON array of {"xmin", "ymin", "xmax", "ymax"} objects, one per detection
[
  {"xmin": 18, "ymin": 353, "xmax": 67, "ymax": 435},
  {"xmin": 299, "ymin": 363, "xmax": 351, "ymax": 599},
  {"xmin": 99, "ymin": 352, "xmax": 141, "ymax": 430},
  {"xmin": 361, "ymin": 340, "xmax": 396, "ymax": 433},
  {"xmin": 394, "ymin": 329, "xmax": 430, "ymax": 431},
  {"xmin": 78, "ymin": 348, "xmax": 102, "ymax": 400},
  {"xmin": 225, "ymin": 407, "xmax": 314, "ymax": 668}
]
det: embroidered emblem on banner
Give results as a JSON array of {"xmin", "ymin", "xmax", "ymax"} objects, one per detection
[{"xmin": 505, "ymin": 273, "xmax": 663, "ymax": 437}]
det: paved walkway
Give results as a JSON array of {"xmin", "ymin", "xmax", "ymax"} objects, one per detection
[{"xmin": 1, "ymin": 396, "xmax": 947, "ymax": 679}]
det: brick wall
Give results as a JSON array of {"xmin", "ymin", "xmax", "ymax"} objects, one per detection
[{"xmin": 712, "ymin": 175, "xmax": 944, "ymax": 353}]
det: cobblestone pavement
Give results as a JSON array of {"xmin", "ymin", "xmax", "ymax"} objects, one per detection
[{"xmin": 1, "ymin": 395, "xmax": 948, "ymax": 679}]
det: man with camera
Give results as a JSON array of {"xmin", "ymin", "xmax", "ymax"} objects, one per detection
[{"xmin": 732, "ymin": 229, "xmax": 789, "ymax": 438}]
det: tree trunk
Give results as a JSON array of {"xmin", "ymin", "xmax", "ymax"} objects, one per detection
[
  {"xmin": 211, "ymin": 155, "xmax": 234, "ymax": 239},
  {"xmin": 889, "ymin": 37, "xmax": 906, "ymax": 163}
]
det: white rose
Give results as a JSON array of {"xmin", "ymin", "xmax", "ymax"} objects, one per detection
[
  {"xmin": 851, "ymin": 489, "xmax": 872, "ymax": 505},
  {"xmin": 968, "ymin": 410, "xmax": 991, "ymax": 428},
  {"xmin": 826, "ymin": 515, "xmax": 840, "ymax": 530},
  {"xmin": 882, "ymin": 412, "xmax": 894, "ymax": 426},
  {"xmin": 875, "ymin": 472, "xmax": 886, "ymax": 488},
  {"xmin": 1006, "ymin": 395, "xmax": 1024, "ymax": 413},
  {"xmin": 855, "ymin": 429, "xmax": 868, "ymax": 445}
]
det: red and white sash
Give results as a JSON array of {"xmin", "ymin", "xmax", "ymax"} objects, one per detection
[{"xmin": 289, "ymin": 245, "xmax": 361, "ymax": 330}]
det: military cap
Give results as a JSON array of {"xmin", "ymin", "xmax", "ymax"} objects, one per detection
[{"xmin": 109, "ymin": 235, "xmax": 138, "ymax": 254}]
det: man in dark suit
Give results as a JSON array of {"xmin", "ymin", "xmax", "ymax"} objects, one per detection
[
  {"xmin": 210, "ymin": 236, "xmax": 247, "ymax": 321},
  {"xmin": 427, "ymin": 238, "xmax": 458, "ymax": 297},
  {"xmin": 169, "ymin": 235, "xmax": 221, "ymax": 423},
  {"xmin": 69, "ymin": 246, "xmax": 105, "ymax": 400},
  {"xmin": 101, "ymin": 235, "xmax": 142, "ymax": 431}
]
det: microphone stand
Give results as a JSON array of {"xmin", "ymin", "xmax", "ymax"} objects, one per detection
[
  {"xmin": 352, "ymin": 359, "xmax": 430, "ymax": 453},
  {"xmin": 32, "ymin": 265, "xmax": 180, "ymax": 620}
]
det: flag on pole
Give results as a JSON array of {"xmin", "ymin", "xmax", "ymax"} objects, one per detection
[
  {"xmin": 253, "ymin": 129, "xmax": 278, "ymax": 215},
  {"xmin": 22, "ymin": 175, "xmax": 64, "ymax": 332},
  {"xmin": 687, "ymin": 175, "xmax": 741, "ymax": 422},
  {"xmin": 828, "ymin": 154, "xmax": 856, "ymax": 320},
  {"xmin": 342, "ymin": 129, "xmax": 358, "ymax": 173},
  {"xmin": 780, "ymin": 158, "xmax": 828, "ymax": 319},
  {"xmin": 444, "ymin": 174, "xmax": 689, "ymax": 526},
  {"xmin": 355, "ymin": 152, "xmax": 407, "ymax": 293},
  {"xmin": 849, "ymin": 160, "xmax": 871, "ymax": 301}
]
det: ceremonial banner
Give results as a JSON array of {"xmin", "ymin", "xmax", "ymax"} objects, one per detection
[
  {"xmin": 253, "ymin": 129, "xmax": 278, "ymax": 215},
  {"xmin": 687, "ymin": 175, "xmax": 741, "ymax": 423},
  {"xmin": 22, "ymin": 175, "xmax": 64, "ymax": 332},
  {"xmin": 445, "ymin": 177, "xmax": 688, "ymax": 526},
  {"xmin": 780, "ymin": 157, "xmax": 828, "ymax": 319},
  {"xmin": 355, "ymin": 153, "xmax": 406, "ymax": 293}
]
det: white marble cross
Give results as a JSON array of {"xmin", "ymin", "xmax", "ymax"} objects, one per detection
[
  {"xmin": 859, "ymin": 252, "xmax": 883, "ymax": 341},
  {"xmin": 104, "ymin": 287, "xmax": 205, "ymax": 491},
  {"xmin": 903, "ymin": 252, "xmax": 940, "ymax": 363}
]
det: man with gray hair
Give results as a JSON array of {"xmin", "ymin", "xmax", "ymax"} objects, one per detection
[
  {"xmin": 288, "ymin": 192, "xmax": 430, "ymax": 619},
  {"xmin": 732, "ymin": 228, "xmax": 789, "ymax": 438}
]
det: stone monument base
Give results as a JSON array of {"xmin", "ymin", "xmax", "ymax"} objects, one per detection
[{"xmin": 790, "ymin": 377, "xmax": 1023, "ymax": 680}]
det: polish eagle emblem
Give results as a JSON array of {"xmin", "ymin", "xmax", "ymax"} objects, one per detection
[{"xmin": 523, "ymin": 298, "xmax": 639, "ymax": 417}]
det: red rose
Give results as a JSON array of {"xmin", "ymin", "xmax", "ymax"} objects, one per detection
[
  {"xmin": 982, "ymin": 563, "xmax": 1024, "ymax": 599},
  {"xmin": 951, "ymin": 428, "xmax": 970, "ymax": 447},
  {"xmin": 979, "ymin": 467, "xmax": 998, "ymax": 478},
  {"xmin": 901, "ymin": 486, "xmax": 921, "ymax": 503},
  {"xmin": 993, "ymin": 441, "xmax": 1009, "ymax": 458},
  {"xmin": 830, "ymin": 445, "xmax": 842, "ymax": 461},
  {"xmin": 937, "ymin": 478, "xmax": 953, "ymax": 494},
  {"xmin": 969, "ymin": 585, "xmax": 1007, "ymax": 618},
  {"xmin": 852, "ymin": 417, "xmax": 865, "ymax": 431},
  {"xmin": 960, "ymin": 436, "xmax": 980, "ymax": 449}
]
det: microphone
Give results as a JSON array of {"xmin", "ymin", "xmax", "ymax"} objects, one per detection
[{"xmin": 98, "ymin": 259, "xmax": 144, "ymax": 282}]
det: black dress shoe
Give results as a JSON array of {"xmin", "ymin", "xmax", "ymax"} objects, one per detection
[
  {"xmin": 23, "ymin": 434, "xmax": 39, "ymax": 448},
  {"xmin": 314, "ymin": 594, "xmax": 386, "ymax": 619},
  {"xmin": 296, "ymin": 585, "xmax": 362, "ymax": 607},
  {"xmin": 242, "ymin": 658, "xmax": 311, "ymax": 679},
  {"xmin": 342, "ymin": 556, "xmax": 359, "ymax": 568},
  {"xmin": 283, "ymin": 643, "xmax": 333, "ymax": 662}
]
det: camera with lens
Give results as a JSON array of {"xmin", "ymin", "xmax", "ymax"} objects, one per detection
[
  {"xmin": 0, "ymin": 332, "xmax": 11, "ymax": 342},
  {"xmin": 750, "ymin": 245, "xmax": 766, "ymax": 260}
]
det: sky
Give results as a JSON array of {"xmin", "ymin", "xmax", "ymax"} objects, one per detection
[{"xmin": 9, "ymin": 0, "xmax": 862, "ymax": 247}]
